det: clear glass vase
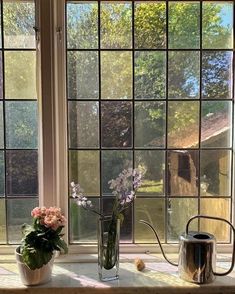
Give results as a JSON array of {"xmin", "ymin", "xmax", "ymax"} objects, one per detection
[{"xmin": 98, "ymin": 216, "xmax": 120, "ymax": 281}]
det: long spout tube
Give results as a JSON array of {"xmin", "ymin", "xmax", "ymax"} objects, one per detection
[{"xmin": 139, "ymin": 220, "xmax": 178, "ymax": 267}]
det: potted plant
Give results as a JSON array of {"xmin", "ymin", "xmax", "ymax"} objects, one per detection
[{"xmin": 15, "ymin": 206, "xmax": 68, "ymax": 286}]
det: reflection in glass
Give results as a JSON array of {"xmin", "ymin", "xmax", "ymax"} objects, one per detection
[
  {"xmin": 201, "ymin": 101, "xmax": 232, "ymax": 148},
  {"xmin": 5, "ymin": 51, "xmax": 36, "ymax": 99},
  {"xmin": 135, "ymin": 151, "xmax": 165, "ymax": 196},
  {"xmin": 135, "ymin": 2, "xmax": 166, "ymax": 49},
  {"xmin": 3, "ymin": 0, "xmax": 35, "ymax": 48},
  {"xmin": 69, "ymin": 151, "xmax": 100, "ymax": 196},
  {"xmin": 101, "ymin": 2, "xmax": 132, "ymax": 49},
  {"xmin": 6, "ymin": 150, "xmax": 38, "ymax": 196},
  {"xmin": 168, "ymin": 51, "xmax": 200, "ymax": 99},
  {"xmin": 67, "ymin": 51, "xmax": 98, "ymax": 99},
  {"xmin": 6, "ymin": 102, "xmax": 38, "ymax": 149},
  {"xmin": 167, "ymin": 198, "xmax": 198, "ymax": 242},
  {"xmin": 168, "ymin": 150, "xmax": 198, "ymax": 197},
  {"xmin": 0, "ymin": 102, "xmax": 3, "ymax": 148},
  {"xmin": 168, "ymin": 2, "xmax": 200, "ymax": 49},
  {"xmin": 102, "ymin": 150, "xmax": 132, "ymax": 196},
  {"xmin": 135, "ymin": 198, "xmax": 165, "ymax": 243},
  {"xmin": 168, "ymin": 101, "xmax": 199, "ymax": 148},
  {"xmin": 200, "ymin": 198, "xmax": 230, "ymax": 242},
  {"xmin": 69, "ymin": 101, "xmax": 99, "ymax": 148},
  {"xmin": 67, "ymin": 2, "xmax": 98, "ymax": 49},
  {"xmin": 101, "ymin": 51, "xmax": 132, "ymax": 99},
  {"xmin": 101, "ymin": 101, "xmax": 132, "ymax": 148},
  {"xmin": 7, "ymin": 198, "xmax": 38, "ymax": 243},
  {"xmin": 135, "ymin": 101, "xmax": 165, "ymax": 148},
  {"xmin": 202, "ymin": 51, "xmax": 233, "ymax": 99},
  {"xmin": 203, "ymin": 2, "xmax": 233, "ymax": 49},
  {"xmin": 0, "ymin": 152, "xmax": 4, "ymax": 196},
  {"xmin": 135, "ymin": 51, "xmax": 166, "ymax": 99},
  {"xmin": 200, "ymin": 150, "xmax": 231, "ymax": 197},
  {"xmin": 0, "ymin": 199, "xmax": 6, "ymax": 243},
  {"xmin": 70, "ymin": 198, "xmax": 99, "ymax": 243}
]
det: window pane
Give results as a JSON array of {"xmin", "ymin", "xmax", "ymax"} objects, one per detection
[
  {"xmin": 135, "ymin": 151, "xmax": 165, "ymax": 197},
  {"xmin": 101, "ymin": 51, "xmax": 132, "ymax": 99},
  {"xmin": 135, "ymin": 198, "xmax": 165, "ymax": 243},
  {"xmin": 6, "ymin": 150, "xmax": 38, "ymax": 196},
  {"xmin": 200, "ymin": 198, "xmax": 230, "ymax": 242},
  {"xmin": 67, "ymin": 2, "xmax": 98, "ymax": 49},
  {"xmin": 5, "ymin": 51, "xmax": 36, "ymax": 99},
  {"xmin": 67, "ymin": 51, "xmax": 98, "ymax": 100},
  {"xmin": 0, "ymin": 102, "xmax": 3, "ymax": 148},
  {"xmin": 101, "ymin": 2, "xmax": 132, "ymax": 49},
  {"xmin": 69, "ymin": 151, "xmax": 100, "ymax": 196},
  {"xmin": 135, "ymin": 51, "xmax": 166, "ymax": 99},
  {"xmin": 3, "ymin": 0, "xmax": 35, "ymax": 49},
  {"xmin": 68, "ymin": 101, "xmax": 99, "ymax": 148},
  {"xmin": 135, "ymin": 2, "xmax": 166, "ymax": 49},
  {"xmin": 202, "ymin": 51, "xmax": 233, "ymax": 99},
  {"xmin": 203, "ymin": 2, "xmax": 233, "ymax": 49},
  {"xmin": 0, "ymin": 52, "xmax": 3, "ymax": 99},
  {"xmin": 201, "ymin": 101, "xmax": 232, "ymax": 148},
  {"xmin": 135, "ymin": 101, "xmax": 165, "ymax": 148},
  {"xmin": 200, "ymin": 150, "xmax": 231, "ymax": 197},
  {"xmin": 70, "ymin": 198, "xmax": 99, "ymax": 243},
  {"xmin": 0, "ymin": 199, "xmax": 6, "ymax": 243},
  {"xmin": 168, "ymin": 101, "xmax": 199, "ymax": 148},
  {"xmin": 168, "ymin": 51, "xmax": 200, "ymax": 99},
  {"xmin": 102, "ymin": 150, "xmax": 132, "ymax": 196},
  {"xmin": 168, "ymin": 2, "xmax": 200, "ymax": 49},
  {"xmin": 7, "ymin": 198, "xmax": 38, "ymax": 243},
  {"xmin": 5, "ymin": 102, "xmax": 38, "ymax": 149},
  {"xmin": 0, "ymin": 151, "xmax": 4, "ymax": 197},
  {"xmin": 101, "ymin": 101, "xmax": 132, "ymax": 148},
  {"xmin": 168, "ymin": 150, "xmax": 199, "ymax": 197},
  {"xmin": 167, "ymin": 198, "xmax": 198, "ymax": 242}
]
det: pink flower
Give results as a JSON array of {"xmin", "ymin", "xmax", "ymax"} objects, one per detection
[{"xmin": 31, "ymin": 207, "xmax": 42, "ymax": 218}]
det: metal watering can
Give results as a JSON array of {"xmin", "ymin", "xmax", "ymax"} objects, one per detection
[{"xmin": 140, "ymin": 215, "xmax": 235, "ymax": 284}]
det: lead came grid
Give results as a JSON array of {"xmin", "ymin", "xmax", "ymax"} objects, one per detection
[{"xmin": 66, "ymin": 1, "xmax": 234, "ymax": 244}]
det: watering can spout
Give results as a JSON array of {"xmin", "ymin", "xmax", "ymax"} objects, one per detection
[{"xmin": 139, "ymin": 220, "xmax": 178, "ymax": 267}]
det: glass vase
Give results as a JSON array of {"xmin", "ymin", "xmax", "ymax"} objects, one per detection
[{"xmin": 98, "ymin": 216, "xmax": 120, "ymax": 281}]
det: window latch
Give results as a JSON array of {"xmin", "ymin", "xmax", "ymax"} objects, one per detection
[
  {"xmin": 33, "ymin": 26, "xmax": 40, "ymax": 42},
  {"xmin": 56, "ymin": 27, "xmax": 62, "ymax": 42}
]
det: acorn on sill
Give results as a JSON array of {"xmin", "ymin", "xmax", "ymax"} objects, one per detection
[{"xmin": 135, "ymin": 258, "xmax": 145, "ymax": 271}]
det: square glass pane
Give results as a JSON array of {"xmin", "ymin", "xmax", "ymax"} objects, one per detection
[
  {"xmin": 6, "ymin": 102, "xmax": 38, "ymax": 149},
  {"xmin": 102, "ymin": 150, "xmax": 132, "ymax": 196},
  {"xmin": 68, "ymin": 101, "xmax": 99, "ymax": 148},
  {"xmin": 201, "ymin": 101, "xmax": 232, "ymax": 148},
  {"xmin": 0, "ymin": 151, "xmax": 4, "ymax": 197},
  {"xmin": 3, "ymin": 0, "xmax": 35, "ymax": 49},
  {"xmin": 135, "ymin": 151, "xmax": 165, "ymax": 197},
  {"xmin": 135, "ymin": 51, "xmax": 166, "ymax": 99},
  {"xmin": 6, "ymin": 150, "xmax": 38, "ymax": 196},
  {"xmin": 168, "ymin": 51, "xmax": 200, "ymax": 99},
  {"xmin": 135, "ymin": 198, "xmax": 165, "ymax": 243},
  {"xmin": 200, "ymin": 198, "xmax": 230, "ymax": 242},
  {"xmin": 168, "ymin": 2, "xmax": 200, "ymax": 49},
  {"xmin": 0, "ymin": 52, "xmax": 3, "ymax": 99},
  {"xmin": 167, "ymin": 198, "xmax": 198, "ymax": 242},
  {"xmin": 200, "ymin": 150, "xmax": 231, "ymax": 197},
  {"xmin": 69, "ymin": 151, "xmax": 100, "ymax": 196},
  {"xmin": 203, "ymin": 2, "xmax": 233, "ymax": 49},
  {"xmin": 135, "ymin": 2, "xmax": 166, "ymax": 49},
  {"xmin": 70, "ymin": 198, "xmax": 99, "ymax": 243},
  {"xmin": 7, "ymin": 198, "xmax": 38, "ymax": 243},
  {"xmin": 168, "ymin": 150, "xmax": 199, "ymax": 197},
  {"xmin": 101, "ymin": 2, "xmax": 132, "ymax": 49},
  {"xmin": 5, "ymin": 51, "xmax": 36, "ymax": 99},
  {"xmin": 66, "ymin": 2, "xmax": 98, "ymax": 49},
  {"xmin": 101, "ymin": 101, "xmax": 132, "ymax": 148},
  {"xmin": 168, "ymin": 101, "xmax": 199, "ymax": 148},
  {"xmin": 0, "ymin": 199, "xmax": 6, "ymax": 243},
  {"xmin": 101, "ymin": 51, "xmax": 132, "ymax": 99},
  {"xmin": 67, "ymin": 51, "xmax": 98, "ymax": 100},
  {"xmin": 102, "ymin": 197, "xmax": 132, "ymax": 242},
  {"xmin": 202, "ymin": 51, "xmax": 233, "ymax": 99},
  {"xmin": 0, "ymin": 102, "xmax": 3, "ymax": 148},
  {"xmin": 135, "ymin": 101, "xmax": 165, "ymax": 148}
]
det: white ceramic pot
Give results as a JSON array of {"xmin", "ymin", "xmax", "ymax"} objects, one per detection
[{"xmin": 15, "ymin": 246, "xmax": 55, "ymax": 286}]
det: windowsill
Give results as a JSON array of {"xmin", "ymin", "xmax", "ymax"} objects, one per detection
[{"xmin": 0, "ymin": 254, "xmax": 235, "ymax": 294}]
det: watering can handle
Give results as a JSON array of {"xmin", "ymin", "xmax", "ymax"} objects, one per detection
[{"xmin": 186, "ymin": 215, "xmax": 235, "ymax": 276}]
